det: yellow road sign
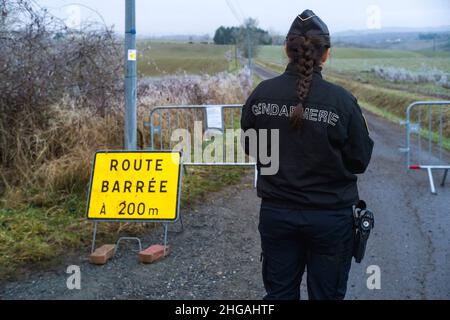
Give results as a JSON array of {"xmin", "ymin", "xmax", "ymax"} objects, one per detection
[{"xmin": 86, "ymin": 151, "xmax": 182, "ymax": 222}]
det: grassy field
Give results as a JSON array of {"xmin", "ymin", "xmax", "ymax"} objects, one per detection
[
  {"xmin": 137, "ymin": 42, "xmax": 239, "ymax": 76},
  {"xmin": 256, "ymin": 45, "xmax": 450, "ymax": 100},
  {"xmin": 256, "ymin": 45, "xmax": 450, "ymax": 148},
  {"xmin": 257, "ymin": 45, "xmax": 450, "ymax": 97},
  {"xmin": 258, "ymin": 45, "xmax": 450, "ymax": 69}
]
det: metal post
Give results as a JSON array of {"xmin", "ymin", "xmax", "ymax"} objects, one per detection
[
  {"xmin": 115, "ymin": 237, "xmax": 142, "ymax": 254},
  {"xmin": 125, "ymin": 0, "xmax": 137, "ymax": 150},
  {"xmin": 179, "ymin": 213, "xmax": 184, "ymax": 233},
  {"xmin": 91, "ymin": 222, "xmax": 98, "ymax": 254},
  {"xmin": 439, "ymin": 106, "xmax": 443, "ymax": 161},
  {"xmin": 254, "ymin": 164, "xmax": 258, "ymax": 188},
  {"xmin": 428, "ymin": 105, "xmax": 432, "ymax": 154},
  {"xmin": 442, "ymin": 169, "xmax": 448, "ymax": 187},
  {"xmin": 405, "ymin": 108, "xmax": 411, "ymax": 169},
  {"xmin": 234, "ymin": 42, "xmax": 238, "ymax": 69},
  {"xmin": 427, "ymin": 167, "xmax": 437, "ymax": 195},
  {"xmin": 163, "ymin": 224, "xmax": 168, "ymax": 256},
  {"xmin": 246, "ymin": 27, "xmax": 252, "ymax": 73},
  {"xmin": 418, "ymin": 108, "xmax": 422, "ymax": 165}
]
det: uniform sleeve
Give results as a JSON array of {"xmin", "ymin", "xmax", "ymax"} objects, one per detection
[{"xmin": 341, "ymin": 100, "xmax": 374, "ymax": 174}]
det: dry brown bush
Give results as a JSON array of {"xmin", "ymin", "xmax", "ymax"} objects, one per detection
[
  {"xmin": 0, "ymin": 0, "xmax": 123, "ymax": 197},
  {"xmin": 0, "ymin": 1, "xmax": 252, "ymax": 206},
  {"xmin": 1, "ymin": 69, "xmax": 252, "ymax": 207},
  {"xmin": 0, "ymin": 1, "xmax": 253, "ymax": 277}
]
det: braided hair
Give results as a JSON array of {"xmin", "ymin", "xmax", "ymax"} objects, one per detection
[{"xmin": 285, "ymin": 35, "xmax": 330, "ymax": 128}]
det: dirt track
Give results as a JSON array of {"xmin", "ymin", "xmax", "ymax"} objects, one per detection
[{"xmin": 0, "ymin": 66, "xmax": 449, "ymax": 300}]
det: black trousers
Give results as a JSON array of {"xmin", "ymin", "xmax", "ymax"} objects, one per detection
[{"xmin": 259, "ymin": 202, "xmax": 354, "ymax": 300}]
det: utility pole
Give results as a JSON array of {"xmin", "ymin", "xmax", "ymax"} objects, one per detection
[
  {"xmin": 246, "ymin": 26, "xmax": 252, "ymax": 72},
  {"xmin": 234, "ymin": 41, "xmax": 238, "ymax": 69},
  {"xmin": 234, "ymin": 31, "xmax": 238, "ymax": 69},
  {"xmin": 125, "ymin": 0, "xmax": 137, "ymax": 150}
]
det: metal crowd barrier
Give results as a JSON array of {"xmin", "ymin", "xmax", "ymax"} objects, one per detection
[
  {"xmin": 401, "ymin": 101, "xmax": 450, "ymax": 194},
  {"xmin": 144, "ymin": 104, "xmax": 258, "ymax": 187}
]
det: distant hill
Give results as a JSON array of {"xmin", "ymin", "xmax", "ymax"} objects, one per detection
[
  {"xmin": 138, "ymin": 27, "xmax": 450, "ymax": 51},
  {"xmin": 333, "ymin": 26, "xmax": 450, "ymax": 37},
  {"xmin": 139, "ymin": 34, "xmax": 212, "ymax": 43},
  {"xmin": 332, "ymin": 27, "xmax": 450, "ymax": 51}
]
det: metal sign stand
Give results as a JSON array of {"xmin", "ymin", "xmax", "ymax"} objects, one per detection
[
  {"xmin": 115, "ymin": 237, "xmax": 142, "ymax": 255},
  {"xmin": 124, "ymin": 0, "xmax": 137, "ymax": 151},
  {"xmin": 91, "ymin": 222, "xmax": 98, "ymax": 254},
  {"xmin": 442, "ymin": 169, "xmax": 449, "ymax": 187},
  {"xmin": 90, "ymin": 211, "xmax": 179, "ymax": 256},
  {"xmin": 168, "ymin": 210, "xmax": 184, "ymax": 234},
  {"xmin": 90, "ymin": 222, "xmax": 170, "ymax": 255},
  {"xmin": 88, "ymin": 154, "xmax": 183, "ymax": 258}
]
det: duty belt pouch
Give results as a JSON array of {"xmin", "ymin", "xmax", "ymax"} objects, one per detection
[{"xmin": 352, "ymin": 200, "xmax": 375, "ymax": 263}]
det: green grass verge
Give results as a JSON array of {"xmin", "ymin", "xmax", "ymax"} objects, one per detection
[
  {"xmin": 137, "ymin": 42, "xmax": 237, "ymax": 77},
  {"xmin": 0, "ymin": 165, "xmax": 248, "ymax": 279},
  {"xmin": 258, "ymin": 45, "xmax": 450, "ymax": 66},
  {"xmin": 0, "ymin": 47, "xmax": 254, "ymax": 278},
  {"xmin": 257, "ymin": 45, "xmax": 450, "ymax": 97}
]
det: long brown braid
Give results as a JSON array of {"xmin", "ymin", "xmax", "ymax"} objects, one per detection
[{"xmin": 285, "ymin": 35, "xmax": 330, "ymax": 128}]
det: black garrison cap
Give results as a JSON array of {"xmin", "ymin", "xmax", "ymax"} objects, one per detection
[{"xmin": 287, "ymin": 9, "xmax": 330, "ymax": 37}]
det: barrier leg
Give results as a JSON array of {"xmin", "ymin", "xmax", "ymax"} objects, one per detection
[
  {"xmin": 91, "ymin": 222, "xmax": 98, "ymax": 254},
  {"xmin": 254, "ymin": 164, "xmax": 258, "ymax": 189},
  {"xmin": 441, "ymin": 169, "xmax": 448, "ymax": 187},
  {"xmin": 178, "ymin": 213, "xmax": 184, "ymax": 233},
  {"xmin": 427, "ymin": 168, "xmax": 437, "ymax": 195},
  {"xmin": 163, "ymin": 223, "xmax": 169, "ymax": 256}
]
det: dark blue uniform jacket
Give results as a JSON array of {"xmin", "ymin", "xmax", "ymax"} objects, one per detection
[{"xmin": 241, "ymin": 63, "xmax": 374, "ymax": 210}]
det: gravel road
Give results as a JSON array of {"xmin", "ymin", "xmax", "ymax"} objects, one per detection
[{"xmin": 0, "ymin": 66, "xmax": 449, "ymax": 300}]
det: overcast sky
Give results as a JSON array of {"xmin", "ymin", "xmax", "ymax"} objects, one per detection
[{"xmin": 37, "ymin": 0, "xmax": 450, "ymax": 36}]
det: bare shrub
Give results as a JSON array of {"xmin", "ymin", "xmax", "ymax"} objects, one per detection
[
  {"xmin": 0, "ymin": 69, "xmax": 252, "ymax": 205},
  {"xmin": 138, "ymin": 69, "xmax": 252, "ymax": 107},
  {"xmin": 0, "ymin": 0, "xmax": 123, "ymax": 195},
  {"xmin": 370, "ymin": 65, "xmax": 449, "ymax": 88},
  {"xmin": 0, "ymin": 1, "xmax": 252, "ymax": 275},
  {"xmin": 0, "ymin": 0, "xmax": 252, "ymax": 202}
]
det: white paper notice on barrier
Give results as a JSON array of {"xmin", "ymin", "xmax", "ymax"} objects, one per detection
[{"xmin": 206, "ymin": 106, "xmax": 223, "ymax": 130}]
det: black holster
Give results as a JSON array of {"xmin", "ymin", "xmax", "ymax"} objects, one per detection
[{"xmin": 352, "ymin": 200, "xmax": 374, "ymax": 263}]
